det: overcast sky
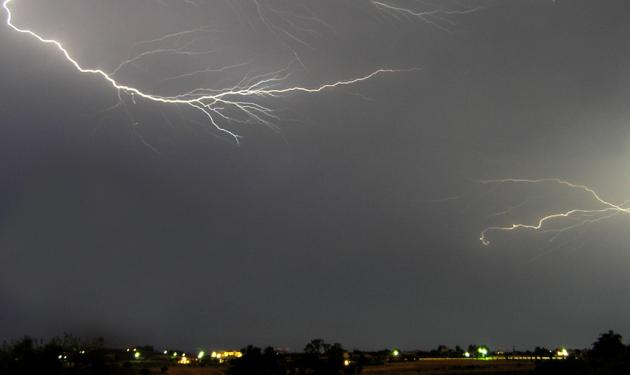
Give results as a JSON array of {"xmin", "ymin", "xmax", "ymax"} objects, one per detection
[{"xmin": 2, "ymin": 0, "xmax": 630, "ymax": 352}]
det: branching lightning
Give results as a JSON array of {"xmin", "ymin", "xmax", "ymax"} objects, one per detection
[
  {"xmin": 479, "ymin": 178, "xmax": 630, "ymax": 246},
  {"xmin": 371, "ymin": 0, "xmax": 484, "ymax": 31},
  {"xmin": 2, "ymin": 0, "xmax": 408, "ymax": 144},
  {"xmin": 11, "ymin": 1, "xmax": 582, "ymax": 248}
]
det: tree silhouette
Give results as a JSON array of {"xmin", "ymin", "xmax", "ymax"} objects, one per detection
[
  {"xmin": 0, "ymin": 335, "xmax": 121, "ymax": 375},
  {"xmin": 534, "ymin": 347, "xmax": 551, "ymax": 359},
  {"xmin": 304, "ymin": 339, "xmax": 331, "ymax": 355},
  {"xmin": 591, "ymin": 330, "xmax": 626, "ymax": 360},
  {"xmin": 228, "ymin": 345, "xmax": 286, "ymax": 375},
  {"xmin": 300, "ymin": 339, "xmax": 349, "ymax": 375}
]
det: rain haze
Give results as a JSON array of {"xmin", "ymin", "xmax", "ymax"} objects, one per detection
[{"xmin": 1, "ymin": 0, "xmax": 630, "ymax": 352}]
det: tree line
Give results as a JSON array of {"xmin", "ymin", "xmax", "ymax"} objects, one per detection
[{"xmin": 3, "ymin": 331, "xmax": 630, "ymax": 374}]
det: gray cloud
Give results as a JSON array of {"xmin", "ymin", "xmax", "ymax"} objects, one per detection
[{"xmin": 1, "ymin": 0, "xmax": 630, "ymax": 351}]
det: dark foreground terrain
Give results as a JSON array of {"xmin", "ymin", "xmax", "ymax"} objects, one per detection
[
  {"xmin": 362, "ymin": 359, "xmax": 533, "ymax": 374},
  {"xmin": 3, "ymin": 330, "xmax": 630, "ymax": 375},
  {"xmin": 152, "ymin": 359, "xmax": 534, "ymax": 375}
]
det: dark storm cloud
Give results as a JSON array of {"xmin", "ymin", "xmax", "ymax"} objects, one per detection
[{"xmin": 2, "ymin": 0, "xmax": 630, "ymax": 351}]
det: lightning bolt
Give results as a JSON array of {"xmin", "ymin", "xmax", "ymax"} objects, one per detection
[
  {"xmin": 479, "ymin": 178, "xmax": 630, "ymax": 246},
  {"xmin": 2, "ymin": 0, "xmax": 406, "ymax": 144},
  {"xmin": 371, "ymin": 0, "xmax": 484, "ymax": 31}
]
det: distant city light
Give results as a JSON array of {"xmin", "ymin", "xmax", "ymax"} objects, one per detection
[
  {"xmin": 478, "ymin": 347, "xmax": 489, "ymax": 357},
  {"xmin": 178, "ymin": 356, "xmax": 191, "ymax": 365},
  {"xmin": 208, "ymin": 350, "xmax": 243, "ymax": 363},
  {"xmin": 198, "ymin": 351, "xmax": 205, "ymax": 359},
  {"xmin": 557, "ymin": 348, "xmax": 569, "ymax": 358},
  {"xmin": 163, "ymin": 350, "xmax": 168, "ymax": 355},
  {"xmin": 134, "ymin": 352, "xmax": 141, "ymax": 359},
  {"xmin": 464, "ymin": 352, "xmax": 471, "ymax": 358},
  {"xmin": 344, "ymin": 359, "xmax": 351, "ymax": 366},
  {"xmin": 392, "ymin": 349, "xmax": 400, "ymax": 357}
]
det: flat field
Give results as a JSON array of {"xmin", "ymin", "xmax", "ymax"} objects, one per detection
[
  {"xmin": 363, "ymin": 359, "xmax": 534, "ymax": 374},
  {"xmin": 159, "ymin": 367, "xmax": 225, "ymax": 375},
  {"xmin": 156, "ymin": 359, "xmax": 534, "ymax": 375}
]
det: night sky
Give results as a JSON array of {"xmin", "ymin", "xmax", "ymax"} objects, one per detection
[{"xmin": 2, "ymin": 0, "xmax": 630, "ymax": 352}]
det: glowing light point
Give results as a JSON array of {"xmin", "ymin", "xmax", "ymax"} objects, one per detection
[
  {"xmin": 464, "ymin": 352, "xmax": 470, "ymax": 358},
  {"xmin": 134, "ymin": 351, "xmax": 141, "ymax": 359},
  {"xmin": 477, "ymin": 347, "xmax": 488, "ymax": 357},
  {"xmin": 178, "ymin": 355, "xmax": 191, "ymax": 365},
  {"xmin": 198, "ymin": 351, "xmax": 205, "ymax": 359},
  {"xmin": 557, "ymin": 348, "xmax": 569, "ymax": 358}
]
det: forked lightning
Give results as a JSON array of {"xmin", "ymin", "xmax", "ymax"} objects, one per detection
[
  {"xmin": 2, "ymin": 0, "xmax": 404, "ymax": 143},
  {"xmin": 479, "ymin": 178, "xmax": 630, "ymax": 245}
]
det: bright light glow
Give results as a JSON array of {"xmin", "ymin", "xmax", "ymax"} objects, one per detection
[
  {"xmin": 479, "ymin": 178, "xmax": 630, "ymax": 245},
  {"xmin": 134, "ymin": 351, "xmax": 141, "ymax": 359},
  {"xmin": 163, "ymin": 350, "xmax": 168, "ymax": 355},
  {"xmin": 210, "ymin": 350, "xmax": 243, "ymax": 363},
  {"xmin": 2, "ymin": 0, "xmax": 408, "ymax": 144},
  {"xmin": 464, "ymin": 352, "xmax": 470, "ymax": 358},
  {"xmin": 198, "ymin": 351, "xmax": 205, "ymax": 359},
  {"xmin": 478, "ymin": 347, "xmax": 488, "ymax": 357},
  {"xmin": 344, "ymin": 359, "xmax": 350, "ymax": 366},
  {"xmin": 557, "ymin": 348, "xmax": 569, "ymax": 357},
  {"xmin": 392, "ymin": 349, "xmax": 400, "ymax": 357},
  {"xmin": 178, "ymin": 356, "xmax": 190, "ymax": 365}
]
